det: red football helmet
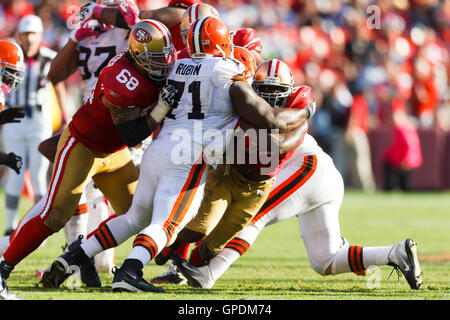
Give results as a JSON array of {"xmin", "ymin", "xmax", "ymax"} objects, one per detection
[
  {"xmin": 0, "ymin": 40, "xmax": 25, "ymax": 94},
  {"xmin": 186, "ymin": 16, "xmax": 232, "ymax": 59}
]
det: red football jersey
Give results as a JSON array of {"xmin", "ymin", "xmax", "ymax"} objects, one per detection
[
  {"xmin": 177, "ymin": 48, "xmax": 190, "ymax": 59},
  {"xmin": 69, "ymin": 51, "xmax": 160, "ymax": 154},
  {"xmin": 171, "ymin": 23, "xmax": 186, "ymax": 52},
  {"xmin": 238, "ymin": 85, "xmax": 313, "ymax": 177}
]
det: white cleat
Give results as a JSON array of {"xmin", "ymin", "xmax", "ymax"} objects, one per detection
[
  {"xmin": 0, "ymin": 277, "xmax": 24, "ymax": 300},
  {"xmin": 172, "ymin": 255, "xmax": 216, "ymax": 289},
  {"xmin": 388, "ymin": 239, "xmax": 423, "ymax": 289}
]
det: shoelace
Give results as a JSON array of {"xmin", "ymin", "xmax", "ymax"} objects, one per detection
[{"xmin": 387, "ymin": 265, "xmax": 403, "ymax": 281}]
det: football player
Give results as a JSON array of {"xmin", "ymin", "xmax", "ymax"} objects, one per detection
[
  {"xmin": 79, "ymin": 0, "xmax": 201, "ymax": 52},
  {"xmin": 164, "ymin": 58, "xmax": 312, "ymax": 270},
  {"xmin": 172, "ymin": 60, "xmax": 423, "ymax": 291},
  {"xmin": 151, "ymin": 4, "xmax": 263, "ymax": 284},
  {"xmin": 0, "ymin": 19, "xmax": 177, "ymax": 299},
  {"xmin": 0, "ymin": 40, "xmax": 25, "ymax": 177},
  {"xmin": 41, "ymin": 16, "xmax": 310, "ymax": 293},
  {"xmin": 41, "ymin": 0, "xmax": 140, "ymax": 280},
  {"xmin": 151, "ymin": 45, "xmax": 257, "ymax": 285}
]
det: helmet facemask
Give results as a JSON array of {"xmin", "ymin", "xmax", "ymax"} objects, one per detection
[
  {"xmin": 131, "ymin": 45, "xmax": 175, "ymax": 82},
  {"xmin": 252, "ymin": 83, "xmax": 292, "ymax": 108},
  {"xmin": 0, "ymin": 63, "xmax": 25, "ymax": 94}
]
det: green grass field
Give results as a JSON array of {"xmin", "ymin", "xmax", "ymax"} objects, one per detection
[{"xmin": 1, "ymin": 189, "xmax": 449, "ymax": 301}]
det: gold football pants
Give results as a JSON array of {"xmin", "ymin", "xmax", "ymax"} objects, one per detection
[
  {"xmin": 184, "ymin": 164, "xmax": 274, "ymax": 259},
  {"xmin": 42, "ymin": 127, "xmax": 139, "ymax": 232}
]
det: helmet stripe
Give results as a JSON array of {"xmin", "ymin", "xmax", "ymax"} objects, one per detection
[
  {"xmin": 267, "ymin": 59, "xmax": 273, "ymax": 78},
  {"xmin": 274, "ymin": 59, "xmax": 280, "ymax": 78},
  {"xmin": 146, "ymin": 20, "xmax": 171, "ymax": 48},
  {"xmin": 193, "ymin": 16, "xmax": 208, "ymax": 54},
  {"xmin": 189, "ymin": 5, "xmax": 197, "ymax": 23},
  {"xmin": 194, "ymin": 3, "xmax": 200, "ymax": 21}
]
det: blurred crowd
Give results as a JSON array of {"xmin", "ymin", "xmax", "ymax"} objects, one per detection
[{"xmin": 1, "ymin": 0, "xmax": 449, "ymax": 190}]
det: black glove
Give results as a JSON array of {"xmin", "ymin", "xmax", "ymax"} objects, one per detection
[
  {"xmin": 0, "ymin": 108, "xmax": 25, "ymax": 125},
  {"xmin": 6, "ymin": 152, "xmax": 22, "ymax": 175},
  {"xmin": 160, "ymin": 84, "xmax": 178, "ymax": 109}
]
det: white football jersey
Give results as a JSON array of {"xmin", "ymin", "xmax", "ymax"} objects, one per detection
[
  {"xmin": 0, "ymin": 90, "xmax": 4, "ymax": 108},
  {"xmin": 159, "ymin": 57, "xmax": 245, "ymax": 166},
  {"xmin": 77, "ymin": 27, "xmax": 129, "ymax": 102}
]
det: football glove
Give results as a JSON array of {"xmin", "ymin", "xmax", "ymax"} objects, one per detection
[
  {"xmin": 118, "ymin": 0, "xmax": 140, "ymax": 28},
  {"xmin": 150, "ymin": 84, "xmax": 178, "ymax": 123},
  {"xmin": 76, "ymin": 2, "xmax": 105, "ymax": 25},
  {"xmin": 6, "ymin": 152, "xmax": 22, "ymax": 175},
  {"xmin": 70, "ymin": 19, "xmax": 101, "ymax": 42},
  {"xmin": 0, "ymin": 108, "xmax": 25, "ymax": 125}
]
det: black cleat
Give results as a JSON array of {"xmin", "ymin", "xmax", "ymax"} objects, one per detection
[
  {"xmin": 112, "ymin": 266, "xmax": 165, "ymax": 293},
  {"xmin": 41, "ymin": 235, "xmax": 100, "ymax": 288},
  {"xmin": 80, "ymin": 257, "xmax": 101, "ymax": 288}
]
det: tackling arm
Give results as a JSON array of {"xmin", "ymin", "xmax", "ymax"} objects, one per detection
[
  {"xmin": 103, "ymin": 84, "xmax": 176, "ymax": 147},
  {"xmin": 102, "ymin": 95, "xmax": 156, "ymax": 148},
  {"xmin": 98, "ymin": 6, "xmax": 184, "ymax": 30}
]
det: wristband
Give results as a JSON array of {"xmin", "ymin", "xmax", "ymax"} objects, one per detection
[{"xmin": 150, "ymin": 102, "xmax": 171, "ymax": 123}]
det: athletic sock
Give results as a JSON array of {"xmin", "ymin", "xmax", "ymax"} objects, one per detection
[
  {"xmin": 3, "ymin": 215, "xmax": 53, "ymax": 266},
  {"xmin": 209, "ymin": 248, "xmax": 240, "ymax": 281},
  {"xmin": 4, "ymin": 194, "xmax": 19, "ymax": 232},
  {"xmin": 64, "ymin": 203, "xmax": 88, "ymax": 246},
  {"xmin": 331, "ymin": 245, "xmax": 394, "ymax": 275},
  {"xmin": 173, "ymin": 241, "xmax": 190, "ymax": 260}
]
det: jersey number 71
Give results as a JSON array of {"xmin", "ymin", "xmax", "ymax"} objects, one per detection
[{"xmin": 165, "ymin": 79, "xmax": 204, "ymax": 120}]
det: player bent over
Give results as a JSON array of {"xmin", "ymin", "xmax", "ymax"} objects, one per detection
[
  {"xmin": 0, "ymin": 20, "xmax": 177, "ymax": 300},
  {"xmin": 172, "ymin": 61, "xmax": 423, "ymax": 291}
]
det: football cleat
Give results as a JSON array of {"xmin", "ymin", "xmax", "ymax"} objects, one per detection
[
  {"xmin": 150, "ymin": 261, "xmax": 188, "ymax": 285},
  {"xmin": 388, "ymin": 238, "xmax": 423, "ymax": 290},
  {"xmin": 111, "ymin": 266, "xmax": 165, "ymax": 293},
  {"xmin": 0, "ymin": 277, "xmax": 24, "ymax": 300},
  {"xmin": 80, "ymin": 257, "xmax": 101, "ymax": 288},
  {"xmin": 172, "ymin": 254, "xmax": 215, "ymax": 289},
  {"xmin": 41, "ymin": 235, "xmax": 101, "ymax": 288}
]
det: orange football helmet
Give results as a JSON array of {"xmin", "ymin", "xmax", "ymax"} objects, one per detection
[
  {"xmin": 128, "ymin": 19, "xmax": 175, "ymax": 81},
  {"xmin": 0, "ymin": 40, "xmax": 25, "ymax": 94},
  {"xmin": 186, "ymin": 16, "xmax": 231, "ymax": 59},
  {"xmin": 233, "ymin": 46, "xmax": 256, "ymax": 81},
  {"xmin": 252, "ymin": 59, "xmax": 293, "ymax": 108},
  {"xmin": 180, "ymin": 3, "xmax": 219, "ymax": 46}
]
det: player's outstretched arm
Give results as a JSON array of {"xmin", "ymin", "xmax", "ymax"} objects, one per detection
[
  {"xmin": 229, "ymin": 81, "xmax": 308, "ymax": 132},
  {"xmin": 138, "ymin": 7, "xmax": 184, "ymax": 29},
  {"xmin": 97, "ymin": 4, "xmax": 183, "ymax": 30},
  {"xmin": 47, "ymin": 40, "xmax": 78, "ymax": 85}
]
